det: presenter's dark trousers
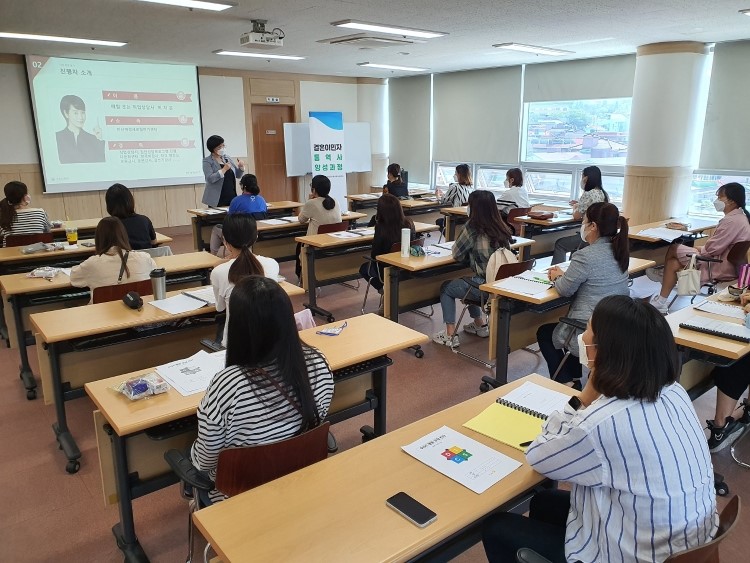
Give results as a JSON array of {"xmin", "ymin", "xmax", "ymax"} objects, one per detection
[{"xmin": 482, "ymin": 489, "xmax": 570, "ymax": 563}]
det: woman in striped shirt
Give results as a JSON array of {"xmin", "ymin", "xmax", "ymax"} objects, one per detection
[
  {"xmin": 0, "ymin": 181, "xmax": 51, "ymax": 246},
  {"xmin": 191, "ymin": 276, "xmax": 334, "ymax": 504},
  {"xmin": 482, "ymin": 295, "xmax": 717, "ymax": 563}
]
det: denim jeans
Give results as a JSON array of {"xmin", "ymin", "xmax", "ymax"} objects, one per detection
[{"xmin": 440, "ymin": 276, "xmax": 483, "ymax": 325}]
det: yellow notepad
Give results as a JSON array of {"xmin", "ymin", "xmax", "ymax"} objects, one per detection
[{"xmin": 463, "ymin": 402, "xmax": 545, "ymax": 452}]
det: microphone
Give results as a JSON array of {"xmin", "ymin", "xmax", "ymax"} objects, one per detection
[{"xmin": 222, "ymin": 154, "xmax": 229, "ymax": 164}]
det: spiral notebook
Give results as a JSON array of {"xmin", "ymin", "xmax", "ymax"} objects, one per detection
[
  {"xmin": 679, "ymin": 316, "xmax": 750, "ymax": 343},
  {"xmin": 463, "ymin": 382, "xmax": 570, "ymax": 451}
]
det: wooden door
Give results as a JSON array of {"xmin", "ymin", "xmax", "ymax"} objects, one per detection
[{"xmin": 251, "ymin": 105, "xmax": 295, "ymax": 202}]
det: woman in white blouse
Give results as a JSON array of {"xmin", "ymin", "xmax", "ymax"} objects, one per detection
[
  {"xmin": 295, "ymin": 174, "xmax": 341, "ymax": 279},
  {"xmin": 482, "ymin": 295, "xmax": 717, "ymax": 563}
]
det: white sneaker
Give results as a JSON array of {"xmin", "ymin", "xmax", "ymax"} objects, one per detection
[
  {"xmin": 645, "ymin": 267, "xmax": 664, "ymax": 283},
  {"xmin": 649, "ymin": 294, "xmax": 669, "ymax": 315},
  {"xmin": 432, "ymin": 330, "xmax": 459, "ymax": 347},
  {"xmin": 463, "ymin": 323, "xmax": 490, "ymax": 338}
]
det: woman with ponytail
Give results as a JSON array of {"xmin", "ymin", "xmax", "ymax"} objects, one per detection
[
  {"xmin": 296, "ymin": 174, "xmax": 342, "ymax": 278},
  {"xmin": 0, "ymin": 181, "xmax": 52, "ymax": 247},
  {"xmin": 648, "ymin": 182, "xmax": 750, "ymax": 314},
  {"xmin": 211, "ymin": 213, "xmax": 280, "ymax": 346},
  {"xmin": 536, "ymin": 202, "xmax": 630, "ymax": 389},
  {"xmin": 383, "ymin": 163, "xmax": 408, "ymax": 199}
]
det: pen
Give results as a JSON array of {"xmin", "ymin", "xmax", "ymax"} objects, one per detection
[
  {"xmin": 181, "ymin": 291, "xmax": 210, "ymax": 305},
  {"xmin": 519, "ymin": 441, "xmax": 532, "ymax": 448}
]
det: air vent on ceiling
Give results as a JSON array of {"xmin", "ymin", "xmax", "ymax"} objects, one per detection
[{"xmin": 318, "ymin": 33, "xmax": 419, "ymax": 48}]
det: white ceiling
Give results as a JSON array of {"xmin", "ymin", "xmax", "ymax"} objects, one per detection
[{"xmin": 2, "ymin": 0, "xmax": 750, "ymax": 78}]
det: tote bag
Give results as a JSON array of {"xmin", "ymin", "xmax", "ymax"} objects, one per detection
[{"xmin": 676, "ymin": 254, "xmax": 701, "ymax": 296}]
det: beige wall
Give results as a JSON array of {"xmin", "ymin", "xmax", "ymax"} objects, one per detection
[{"xmin": 0, "ymin": 54, "xmax": 384, "ymax": 228}]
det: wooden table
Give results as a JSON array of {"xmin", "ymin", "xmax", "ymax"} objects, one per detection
[
  {"xmin": 85, "ymin": 314, "xmax": 429, "ymax": 563},
  {"xmin": 1, "ymin": 251, "xmax": 222, "ymax": 400},
  {"xmin": 346, "ymin": 190, "xmax": 436, "ymax": 213},
  {"xmin": 187, "ymin": 201, "xmax": 303, "ymax": 251},
  {"xmin": 193, "ymin": 374, "xmax": 574, "ymax": 563},
  {"xmin": 629, "ymin": 216, "xmax": 717, "ymax": 243},
  {"xmin": 479, "ymin": 257, "xmax": 656, "ymax": 389},
  {"xmin": 49, "ymin": 217, "xmax": 101, "ymax": 242},
  {"xmin": 296, "ymin": 221, "xmax": 439, "ymax": 323}
]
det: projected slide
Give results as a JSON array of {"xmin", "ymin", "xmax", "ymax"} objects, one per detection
[{"xmin": 26, "ymin": 56, "xmax": 204, "ymax": 193}]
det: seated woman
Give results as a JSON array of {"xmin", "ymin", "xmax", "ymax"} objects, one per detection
[
  {"xmin": 211, "ymin": 213, "xmax": 280, "ymax": 347},
  {"xmin": 433, "ymin": 190, "xmax": 514, "ymax": 347},
  {"xmin": 648, "ymin": 182, "xmax": 750, "ymax": 314},
  {"xmin": 537, "ymin": 202, "xmax": 629, "ymax": 389},
  {"xmin": 495, "ymin": 167, "xmax": 529, "ymax": 214},
  {"xmin": 435, "ymin": 163, "xmax": 473, "ymax": 234},
  {"xmin": 210, "ymin": 174, "xmax": 269, "ymax": 256},
  {"xmin": 551, "ymin": 166, "xmax": 609, "ymax": 264},
  {"xmin": 0, "ymin": 181, "xmax": 51, "ymax": 247},
  {"xmin": 359, "ymin": 194, "xmax": 416, "ymax": 294},
  {"xmin": 382, "ymin": 163, "xmax": 408, "ymax": 199},
  {"xmin": 296, "ymin": 174, "xmax": 342, "ymax": 279},
  {"xmin": 70, "ymin": 216, "xmax": 156, "ymax": 301},
  {"xmin": 191, "ymin": 275, "xmax": 334, "ymax": 504},
  {"xmin": 105, "ymin": 183, "xmax": 157, "ymax": 250},
  {"xmin": 483, "ymin": 295, "xmax": 718, "ymax": 563}
]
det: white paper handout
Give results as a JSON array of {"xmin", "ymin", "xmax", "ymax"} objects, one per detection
[
  {"xmin": 149, "ymin": 294, "xmax": 210, "ymax": 315},
  {"xmin": 357, "ymin": 193, "xmax": 379, "ymax": 200},
  {"xmin": 279, "ymin": 216, "xmax": 300, "ymax": 223},
  {"xmin": 182, "ymin": 287, "xmax": 217, "ymax": 306},
  {"xmin": 402, "ymin": 426, "xmax": 522, "ymax": 494},
  {"xmin": 327, "ymin": 231, "xmax": 364, "ymax": 239},
  {"xmin": 351, "ymin": 227, "xmax": 376, "ymax": 236},
  {"xmin": 156, "ymin": 350, "xmax": 225, "ymax": 396},
  {"xmin": 434, "ymin": 241, "xmax": 455, "ymax": 251},
  {"xmin": 500, "ymin": 381, "xmax": 570, "ymax": 417},
  {"xmin": 259, "ymin": 219, "xmax": 289, "ymax": 226},
  {"xmin": 493, "ymin": 275, "xmax": 551, "ymax": 296},
  {"xmin": 637, "ymin": 227, "xmax": 691, "ymax": 242},
  {"xmin": 424, "ymin": 245, "xmax": 452, "ymax": 257},
  {"xmin": 694, "ymin": 300, "xmax": 747, "ymax": 320},
  {"xmin": 59, "ymin": 268, "xmax": 72, "ymax": 277}
]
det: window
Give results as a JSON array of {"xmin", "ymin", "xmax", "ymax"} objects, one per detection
[
  {"xmin": 689, "ymin": 172, "xmax": 750, "ymax": 217},
  {"xmin": 432, "ymin": 162, "xmax": 466, "ymax": 189},
  {"xmin": 524, "ymin": 169, "xmax": 574, "ymax": 201},
  {"xmin": 522, "ymin": 98, "xmax": 632, "ymax": 165},
  {"xmin": 476, "ymin": 165, "xmax": 511, "ymax": 189},
  {"xmin": 601, "ymin": 173, "xmax": 624, "ymax": 205}
]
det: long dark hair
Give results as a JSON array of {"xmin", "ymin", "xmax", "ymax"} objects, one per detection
[
  {"xmin": 222, "ymin": 214, "xmax": 264, "ymax": 284},
  {"xmin": 586, "ymin": 202, "xmax": 629, "ymax": 273},
  {"xmin": 240, "ymin": 174, "xmax": 261, "ymax": 195},
  {"xmin": 582, "ymin": 166, "xmax": 609, "ymax": 202},
  {"xmin": 720, "ymin": 182, "xmax": 750, "ymax": 223},
  {"xmin": 226, "ymin": 276, "xmax": 321, "ymax": 431},
  {"xmin": 312, "ymin": 175, "xmax": 335, "ymax": 210},
  {"xmin": 375, "ymin": 194, "xmax": 414, "ymax": 245},
  {"xmin": 105, "ymin": 183, "xmax": 136, "ymax": 219},
  {"xmin": 591, "ymin": 295, "xmax": 679, "ymax": 402},
  {"xmin": 1, "ymin": 181, "xmax": 28, "ymax": 231},
  {"xmin": 387, "ymin": 163, "xmax": 401, "ymax": 179},
  {"xmin": 467, "ymin": 190, "xmax": 513, "ymax": 249},
  {"xmin": 94, "ymin": 217, "xmax": 132, "ymax": 277},
  {"xmin": 455, "ymin": 164, "xmax": 472, "ymax": 186}
]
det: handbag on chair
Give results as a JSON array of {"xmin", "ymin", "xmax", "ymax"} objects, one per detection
[{"xmin": 676, "ymin": 254, "xmax": 701, "ymax": 296}]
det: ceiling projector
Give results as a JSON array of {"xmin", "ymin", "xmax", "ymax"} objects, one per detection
[{"xmin": 240, "ymin": 20, "xmax": 284, "ymax": 49}]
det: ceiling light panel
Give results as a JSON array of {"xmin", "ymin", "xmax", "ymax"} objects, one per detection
[
  {"xmin": 358, "ymin": 62, "xmax": 427, "ymax": 72},
  {"xmin": 215, "ymin": 50, "xmax": 304, "ymax": 60},
  {"xmin": 0, "ymin": 32, "xmax": 126, "ymax": 47},
  {"xmin": 332, "ymin": 20, "xmax": 446, "ymax": 39},
  {"xmin": 135, "ymin": 0, "xmax": 235, "ymax": 11},
  {"xmin": 493, "ymin": 43, "xmax": 573, "ymax": 56}
]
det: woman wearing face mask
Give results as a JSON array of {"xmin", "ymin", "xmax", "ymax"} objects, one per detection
[
  {"xmin": 550, "ymin": 165, "xmax": 609, "ymax": 264},
  {"xmin": 435, "ymin": 164, "xmax": 474, "ymax": 234},
  {"xmin": 647, "ymin": 182, "xmax": 750, "ymax": 314},
  {"xmin": 495, "ymin": 167, "xmax": 529, "ymax": 213},
  {"xmin": 0, "ymin": 181, "xmax": 52, "ymax": 247},
  {"xmin": 483, "ymin": 295, "xmax": 718, "ymax": 563},
  {"xmin": 536, "ymin": 202, "xmax": 629, "ymax": 389},
  {"xmin": 201, "ymin": 135, "xmax": 246, "ymax": 207}
]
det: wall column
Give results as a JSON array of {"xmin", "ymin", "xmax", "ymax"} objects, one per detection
[
  {"xmin": 357, "ymin": 78, "xmax": 387, "ymax": 193},
  {"xmin": 623, "ymin": 42, "xmax": 711, "ymax": 224}
]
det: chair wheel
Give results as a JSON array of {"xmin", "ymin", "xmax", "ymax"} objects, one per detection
[
  {"xmin": 716, "ymin": 482, "xmax": 729, "ymax": 496},
  {"xmin": 26, "ymin": 389, "xmax": 36, "ymax": 400},
  {"xmin": 66, "ymin": 460, "xmax": 81, "ymax": 474},
  {"xmin": 415, "ymin": 349, "xmax": 424, "ymax": 358},
  {"xmin": 360, "ymin": 425, "xmax": 375, "ymax": 442},
  {"xmin": 327, "ymin": 315, "xmax": 335, "ymax": 323},
  {"xmin": 479, "ymin": 382, "xmax": 490, "ymax": 393}
]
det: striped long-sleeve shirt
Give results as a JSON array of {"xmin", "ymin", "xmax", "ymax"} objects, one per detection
[
  {"xmin": 0, "ymin": 208, "xmax": 51, "ymax": 246},
  {"xmin": 191, "ymin": 345, "xmax": 334, "ymax": 502},
  {"xmin": 526, "ymin": 383, "xmax": 718, "ymax": 563}
]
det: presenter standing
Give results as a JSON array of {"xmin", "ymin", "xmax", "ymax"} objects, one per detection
[{"xmin": 202, "ymin": 135, "xmax": 245, "ymax": 207}]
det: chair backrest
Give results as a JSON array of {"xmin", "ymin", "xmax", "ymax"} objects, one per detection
[
  {"xmin": 140, "ymin": 245, "xmax": 173, "ymax": 257},
  {"xmin": 495, "ymin": 259, "xmax": 535, "ymax": 281},
  {"xmin": 664, "ymin": 495, "xmax": 740, "ymax": 562},
  {"xmin": 92, "ymin": 279, "xmax": 153, "ymax": 304},
  {"xmin": 389, "ymin": 238, "xmax": 425, "ymax": 253},
  {"xmin": 726, "ymin": 240, "xmax": 750, "ymax": 276},
  {"xmin": 215, "ymin": 421, "xmax": 330, "ymax": 498},
  {"xmin": 317, "ymin": 222, "xmax": 348, "ymax": 234},
  {"xmin": 5, "ymin": 232, "xmax": 54, "ymax": 247},
  {"xmin": 506, "ymin": 207, "xmax": 532, "ymax": 234}
]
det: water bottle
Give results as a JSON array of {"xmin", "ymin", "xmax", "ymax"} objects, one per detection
[{"xmin": 150, "ymin": 268, "xmax": 167, "ymax": 300}]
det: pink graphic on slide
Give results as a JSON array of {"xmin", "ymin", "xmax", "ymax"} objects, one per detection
[
  {"xmin": 106, "ymin": 116, "xmax": 194, "ymax": 125},
  {"xmin": 108, "ymin": 140, "xmax": 196, "ymax": 150},
  {"xmin": 102, "ymin": 91, "xmax": 192, "ymax": 102}
]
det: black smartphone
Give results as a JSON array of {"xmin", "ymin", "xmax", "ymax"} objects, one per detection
[{"xmin": 386, "ymin": 492, "xmax": 437, "ymax": 528}]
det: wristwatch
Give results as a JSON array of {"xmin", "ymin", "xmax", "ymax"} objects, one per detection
[{"xmin": 568, "ymin": 395, "xmax": 583, "ymax": 411}]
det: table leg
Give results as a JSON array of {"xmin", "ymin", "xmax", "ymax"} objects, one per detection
[
  {"xmin": 492, "ymin": 297, "xmax": 512, "ymax": 386},
  {"xmin": 387, "ymin": 267, "xmax": 400, "ymax": 322},
  {"xmin": 110, "ymin": 429, "xmax": 150, "ymax": 563},
  {"xmin": 48, "ymin": 342, "xmax": 81, "ymax": 473},
  {"xmin": 191, "ymin": 217, "xmax": 203, "ymax": 251},
  {"xmin": 9, "ymin": 296, "xmax": 36, "ymax": 400},
  {"xmin": 446, "ymin": 215, "xmax": 456, "ymax": 242},
  {"xmin": 373, "ymin": 364, "xmax": 387, "ymax": 436},
  {"xmin": 303, "ymin": 246, "xmax": 335, "ymax": 322}
]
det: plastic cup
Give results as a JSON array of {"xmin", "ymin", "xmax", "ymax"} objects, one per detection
[{"xmin": 65, "ymin": 226, "xmax": 78, "ymax": 245}]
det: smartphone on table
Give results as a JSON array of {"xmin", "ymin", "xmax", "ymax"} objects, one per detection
[{"xmin": 386, "ymin": 492, "xmax": 437, "ymax": 528}]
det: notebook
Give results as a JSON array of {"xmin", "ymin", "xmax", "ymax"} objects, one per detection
[
  {"xmin": 463, "ymin": 382, "xmax": 570, "ymax": 451},
  {"xmin": 693, "ymin": 300, "xmax": 747, "ymax": 321},
  {"xmin": 679, "ymin": 316, "xmax": 750, "ymax": 343},
  {"xmin": 637, "ymin": 227, "xmax": 691, "ymax": 242},
  {"xmin": 492, "ymin": 274, "xmax": 551, "ymax": 296}
]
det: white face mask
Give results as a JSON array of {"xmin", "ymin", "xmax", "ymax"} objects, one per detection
[
  {"xmin": 579, "ymin": 222, "xmax": 588, "ymax": 242},
  {"xmin": 23, "ymin": 195, "xmax": 31, "ymax": 206},
  {"xmin": 503, "ymin": 179, "xmax": 510, "ymax": 189},
  {"xmin": 465, "ymin": 205, "xmax": 470, "ymax": 217},
  {"xmin": 577, "ymin": 333, "xmax": 594, "ymax": 367},
  {"xmin": 218, "ymin": 147, "xmax": 227, "ymax": 157},
  {"xmin": 453, "ymin": 174, "xmax": 458, "ymax": 183},
  {"xmin": 713, "ymin": 198, "xmax": 725, "ymax": 212}
]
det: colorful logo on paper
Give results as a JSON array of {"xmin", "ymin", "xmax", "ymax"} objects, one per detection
[{"xmin": 441, "ymin": 446, "xmax": 473, "ymax": 464}]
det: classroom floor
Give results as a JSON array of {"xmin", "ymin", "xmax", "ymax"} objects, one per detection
[{"xmin": 1, "ymin": 227, "xmax": 748, "ymax": 562}]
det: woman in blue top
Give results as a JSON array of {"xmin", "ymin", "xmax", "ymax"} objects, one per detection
[{"xmin": 228, "ymin": 174, "xmax": 268, "ymax": 218}]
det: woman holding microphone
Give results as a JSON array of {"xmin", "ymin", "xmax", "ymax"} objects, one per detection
[{"xmin": 201, "ymin": 135, "xmax": 246, "ymax": 207}]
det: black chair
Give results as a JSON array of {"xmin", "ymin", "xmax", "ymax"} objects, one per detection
[{"xmin": 360, "ymin": 238, "xmax": 424, "ymax": 314}]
